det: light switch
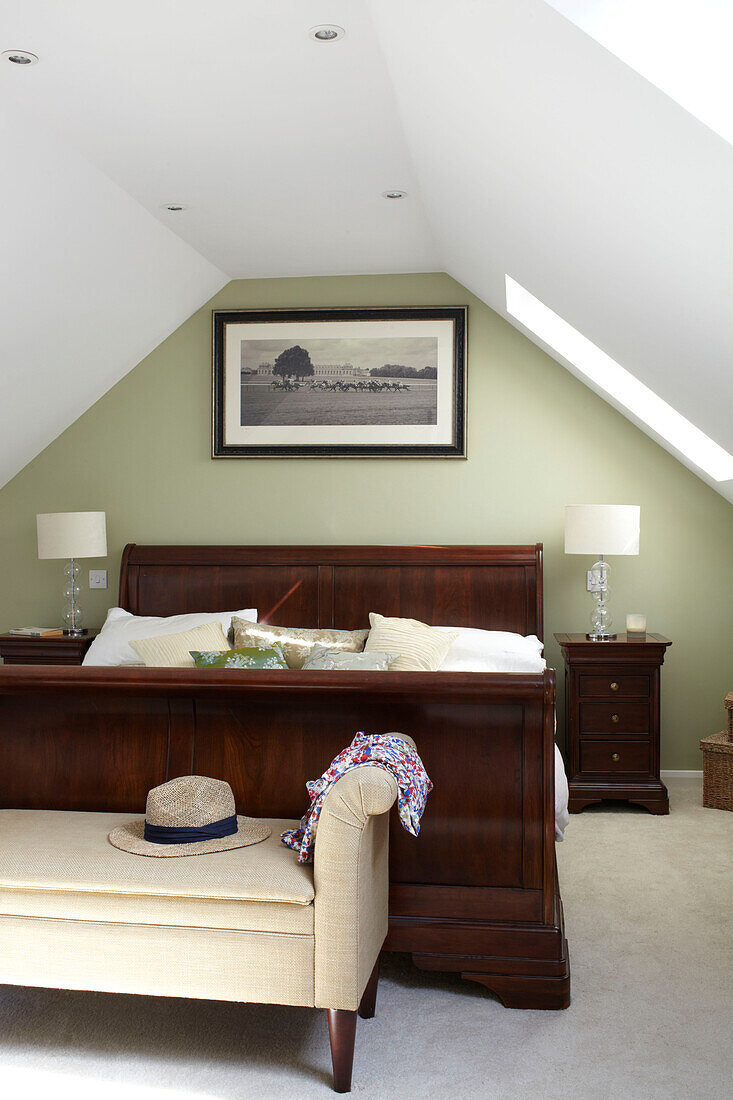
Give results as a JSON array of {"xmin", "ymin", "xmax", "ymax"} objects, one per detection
[{"xmin": 89, "ymin": 569, "xmax": 108, "ymax": 590}]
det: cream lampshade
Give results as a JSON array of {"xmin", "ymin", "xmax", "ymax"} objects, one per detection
[
  {"xmin": 37, "ymin": 512, "xmax": 107, "ymax": 635},
  {"xmin": 564, "ymin": 505, "xmax": 640, "ymax": 640}
]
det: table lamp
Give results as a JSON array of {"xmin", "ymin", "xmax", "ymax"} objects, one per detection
[
  {"xmin": 36, "ymin": 512, "xmax": 107, "ymax": 636},
  {"xmin": 564, "ymin": 505, "xmax": 640, "ymax": 640}
]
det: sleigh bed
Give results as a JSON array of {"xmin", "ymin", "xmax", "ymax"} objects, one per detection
[{"xmin": 0, "ymin": 543, "xmax": 570, "ymax": 1009}]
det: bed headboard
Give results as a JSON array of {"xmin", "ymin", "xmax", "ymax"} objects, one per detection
[{"xmin": 118, "ymin": 544, "xmax": 544, "ymax": 640}]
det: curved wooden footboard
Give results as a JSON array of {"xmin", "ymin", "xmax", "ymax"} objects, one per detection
[{"xmin": 0, "ymin": 665, "xmax": 569, "ymax": 1009}]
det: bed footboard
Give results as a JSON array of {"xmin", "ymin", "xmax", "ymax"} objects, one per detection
[{"xmin": 0, "ymin": 665, "xmax": 569, "ymax": 1009}]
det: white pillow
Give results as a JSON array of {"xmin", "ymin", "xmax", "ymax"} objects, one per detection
[
  {"xmin": 439, "ymin": 653, "xmax": 547, "ymax": 674},
  {"xmin": 83, "ymin": 607, "xmax": 258, "ymax": 667},
  {"xmin": 435, "ymin": 627, "xmax": 544, "ymax": 668}
]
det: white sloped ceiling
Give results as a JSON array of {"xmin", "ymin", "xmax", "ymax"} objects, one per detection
[
  {"xmin": 367, "ymin": 0, "xmax": 733, "ymax": 502},
  {"xmin": 1, "ymin": 0, "xmax": 731, "ymax": 503},
  {"xmin": 0, "ymin": 97, "xmax": 226, "ymax": 487}
]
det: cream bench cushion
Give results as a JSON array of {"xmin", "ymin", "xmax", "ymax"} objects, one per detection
[
  {"xmin": 0, "ymin": 810, "xmax": 313, "ymax": 934},
  {"xmin": 0, "ymin": 763, "xmax": 402, "ymax": 1089}
]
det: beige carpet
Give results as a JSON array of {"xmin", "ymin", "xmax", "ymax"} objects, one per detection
[{"xmin": 0, "ymin": 778, "xmax": 730, "ymax": 1099}]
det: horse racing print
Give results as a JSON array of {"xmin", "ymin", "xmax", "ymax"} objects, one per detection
[{"xmin": 212, "ymin": 306, "xmax": 466, "ymax": 458}]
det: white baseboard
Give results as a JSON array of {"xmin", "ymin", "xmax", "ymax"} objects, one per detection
[{"xmin": 661, "ymin": 770, "xmax": 702, "ymax": 778}]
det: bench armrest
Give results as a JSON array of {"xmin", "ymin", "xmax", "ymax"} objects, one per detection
[{"xmin": 313, "ymin": 763, "xmax": 399, "ymax": 1010}]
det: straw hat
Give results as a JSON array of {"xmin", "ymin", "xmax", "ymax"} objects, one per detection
[{"xmin": 109, "ymin": 775, "xmax": 271, "ymax": 857}]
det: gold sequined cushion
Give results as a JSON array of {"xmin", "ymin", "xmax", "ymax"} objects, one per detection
[{"xmin": 231, "ymin": 618, "xmax": 368, "ymax": 670}]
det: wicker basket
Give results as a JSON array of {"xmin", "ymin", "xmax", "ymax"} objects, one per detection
[{"xmin": 700, "ymin": 692, "xmax": 733, "ymax": 811}]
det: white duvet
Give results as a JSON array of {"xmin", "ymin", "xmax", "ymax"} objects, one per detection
[{"xmin": 554, "ymin": 744, "xmax": 570, "ymax": 840}]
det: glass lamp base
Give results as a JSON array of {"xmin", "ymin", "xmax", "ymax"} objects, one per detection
[
  {"xmin": 587, "ymin": 557, "xmax": 615, "ymax": 641},
  {"xmin": 62, "ymin": 558, "xmax": 84, "ymax": 635}
]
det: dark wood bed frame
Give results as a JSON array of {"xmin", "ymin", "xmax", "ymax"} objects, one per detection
[{"xmin": 0, "ymin": 543, "xmax": 570, "ymax": 1009}]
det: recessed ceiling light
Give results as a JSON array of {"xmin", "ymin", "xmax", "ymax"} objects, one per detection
[
  {"xmin": 382, "ymin": 190, "xmax": 407, "ymax": 199},
  {"xmin": 160, "ymin": 203, "xmax": 188, "ymax": 212},
  {"xmin": 309, "ymin": 25, "xmax": 345, "ymax": 42},
  {"xmin": 2, "ymin": 50, "xmax": 39, "ymax": 66}
]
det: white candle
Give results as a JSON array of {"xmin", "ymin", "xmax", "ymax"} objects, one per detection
[{"xmin": 626, "ymin": 613, "xmax": 647, "ymax": 634}]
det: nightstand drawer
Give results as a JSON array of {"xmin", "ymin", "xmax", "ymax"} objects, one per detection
[
  {"xmin": 580, "ymin": 739, "xmax": 650, "ymax": 775},
  {"xmin": 578, "ymin": 673, "xmax": 650, "ymax": 699},
  {"xmin": 0, "ymin": 631, "xmax": 99, "ymax": 666},
  {"xmin": 579, "ymin": 702, "xmax": 649, "ymax": 735}
]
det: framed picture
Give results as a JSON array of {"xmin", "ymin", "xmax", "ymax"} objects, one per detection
[{"xmin": 212, "ymin": 306, "xmax": 466, "ymax": 458}]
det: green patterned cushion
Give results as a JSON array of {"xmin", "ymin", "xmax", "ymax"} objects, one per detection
[{"xmin": 190, "ymin": 645, "xmax": 288, "ymax": 670}]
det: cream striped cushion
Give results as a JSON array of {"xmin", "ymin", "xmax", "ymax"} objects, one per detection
[
  {"xmin": 365, "ymin": 613, "xmax": 457, "ymax": 672},
  {"xmin": 130, "ymin": 622, "xmax": 231, "ymax": 668}
]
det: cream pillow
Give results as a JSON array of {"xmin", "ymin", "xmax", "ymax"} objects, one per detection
[
  {"xmin": 231, "ymin": 618, "xmax": 368, "ymax": 670},
  {"xmin": 365, "ymin": 613, "xmax": 458, "ymax": 672},
  {"xmin": 130, "ymin": 622, "xmax": 231, "ymax": 668}
]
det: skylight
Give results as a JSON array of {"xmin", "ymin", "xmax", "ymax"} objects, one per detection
[
  {"xmin": 546, "ymin": 1, "xmax": 733, "ymax": 146},
  {"xmin": 505, "ymin": 275, "xmax": 733, "ymax": 482}
]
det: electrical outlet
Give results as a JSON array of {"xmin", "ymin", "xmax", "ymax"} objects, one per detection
[
  {"xmin": 89, "ymin": 569, "xmax": 108, "ymax": 590},
  {"xmin": 586, "ymin": 569, "xmax": 604, "ymax": 593}
]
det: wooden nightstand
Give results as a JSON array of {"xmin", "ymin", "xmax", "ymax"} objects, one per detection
[
  {"xmin": 0, "ymin": 631, "xmax": 99, "ymax": 666},
  {"xmin": 555, "ymin": 632, "xmax": 672, "ymax": 815}
]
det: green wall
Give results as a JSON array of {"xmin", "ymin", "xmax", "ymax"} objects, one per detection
[{"xmin": 1, "ymin": 273, "xmax": 731, "ymax": 768}]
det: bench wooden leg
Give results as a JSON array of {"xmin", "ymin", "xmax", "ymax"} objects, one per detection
[
  {"xmin": 358, "ymin": 956, "xmax": 380, "ymax": 1019},
  {"xmin": 327, "ymin": 1009, "xmax": 357, "ymax": 1093}
]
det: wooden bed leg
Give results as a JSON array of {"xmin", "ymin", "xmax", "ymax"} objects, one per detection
[
  {"xmin": 461, "ymin": 970, "xmax": 571, "ymax": 1010},
  {"xmin": 358, "ymin": 956, "xmax": 380, "ymax": 1019},
  {"xmin": 327, "ymin": 1009, "xmax": 357, "ymax": 1093}
]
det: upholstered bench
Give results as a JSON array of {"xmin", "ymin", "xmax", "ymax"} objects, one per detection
[{"xmin": 0, "ymin": 764, "xmax": 399, "ymax": 1092}]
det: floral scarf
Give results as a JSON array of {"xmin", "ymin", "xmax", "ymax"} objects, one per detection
[{"xmin": 281, "ymin": 731, "xmax": 432, "ymax": 864}]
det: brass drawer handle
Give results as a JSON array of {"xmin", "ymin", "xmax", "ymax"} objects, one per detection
[
  {"xmin": 610, "ymin": 682, "xmax": 619, "ymax": 692},
  {"xmin": 611, "ymin": 713, "xmax": 620, "ymax": 723},
  {"xmin": 611, "ymin": 752, "xmax": 620, "ymax": 762}
]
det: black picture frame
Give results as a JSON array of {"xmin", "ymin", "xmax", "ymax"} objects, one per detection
[{"xmin": 212, "ymin": 306, "xmax": 466, "ymax": 458}]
